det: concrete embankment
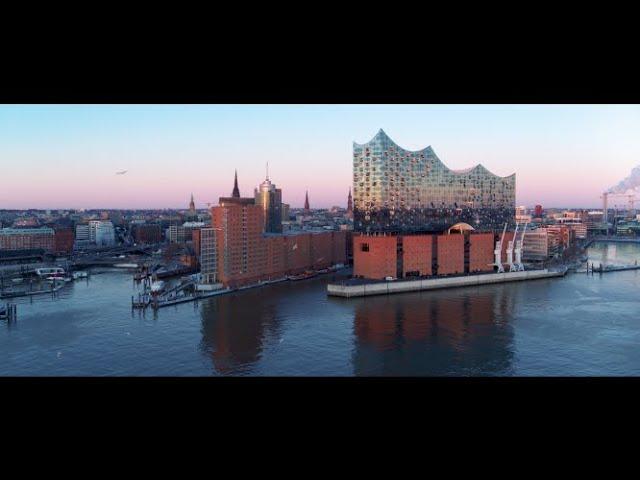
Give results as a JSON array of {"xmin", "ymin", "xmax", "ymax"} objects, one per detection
[{"xmin": 327, "ymin": 269, "xmax": 566, "ymax": 298}]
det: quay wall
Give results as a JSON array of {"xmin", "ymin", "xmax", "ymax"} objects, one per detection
[{"xmin": 327, "ymin": 269, "xmax": 565, "ymax": 298}]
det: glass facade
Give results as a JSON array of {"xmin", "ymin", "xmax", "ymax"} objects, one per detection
[{"xmin": 353, "ymin": 130, "xmax": 516, "ymax": 233}]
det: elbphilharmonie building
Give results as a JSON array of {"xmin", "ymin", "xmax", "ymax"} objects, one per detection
[{"xmin": 353, "ymin": 130, "xmax": 516, "ymax": 233}]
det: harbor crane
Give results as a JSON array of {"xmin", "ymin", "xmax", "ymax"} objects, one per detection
[
  {"xmin": 506, "ymin": 223, "xmax": 518, "ymax": 272},
  {"xmin": 512, "ymin": 222, "xmax": 528, "ymax": 272},
  {"xmin": 493, "ymin": 223, "xmax": 508, "ymax": 273}
]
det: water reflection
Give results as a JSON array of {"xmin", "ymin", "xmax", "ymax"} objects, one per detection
[
  {"xmin": 352, "ymin": 285, "xmax": 521, "ymax": 376},
  {"xmin": 199, "ymin": 286, "xmax": 284, "ymax": 375},
  {"xmin": 589, "ymin": 241, "xmax": 640, "ymax": 268}
]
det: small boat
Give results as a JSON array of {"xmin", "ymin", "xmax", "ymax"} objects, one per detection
[
  {"xmin": 150, "ymin": 280, "xmax": 166, "ymax": 294},
  {"xmin": 11, "ymin": 278, "xmax": 24, "ymax": 284},
  {"xmin": 288, "ymin": 271, "xmax": 318, "ymax": 281},
  {"xmin": 35, "ymin": 267, "xmax": 65, "ymax": 278},
  {"xmin": 72, "ymin": 271, "xmax": 88, "ymax": 280}
]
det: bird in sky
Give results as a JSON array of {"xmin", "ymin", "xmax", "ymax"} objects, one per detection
[{"xmin": 115, "ymin": 170, "xmax": 128, "ymax": 175}]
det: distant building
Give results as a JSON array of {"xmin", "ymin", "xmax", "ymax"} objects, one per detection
[
  {"xmin": 232, "ymin": 169, "xmax": 241, "ymax": 198},
  {"xmin": 89, "ymin": 220, "xmax": 115, "ymax": 246},
  {"xmin": 168, "ymin": 222, "xmax": 205, "ymax": 244},
  {"xmin": 0, "ymin": 227, "xmax": 55, "ymax": 252},
  {"xmin": 534, "ymin": 205, "xmax": 543, "ymax": 218},
  {"xmin": 556, "ymin": 214, "xmax": 587, "ymax": 239},
  {"xmin": 219, "ymin": 171, "xmax": 255, "ymax": 207},
  {"xmin": 13, "ymin": 217, "xmax": 39, "ymax": 228},
  {"xmin": 522, "ymin": 230, "xmax": 549, "ymax": 261},
  {"xmin": 254, "ymin": 168, "xmax": 283, "ymax": 233},
  {"xmin": 515, "ymin": 206, "xmax": 532, "ymax": 223},
  {"xmin": 132, "ymin": 224, "xmax": 162, "ymax": 244},
  {"xmin": 616, "ymin": 220, "xmax": 640, "ymax": 236},
  {"xmin": 199, "ymin": 227, "xmax": 218, "ymax": 284},
  {"xmin": 346, "ymin": 187, "xmax": 353, "ymax": 219},
  {"xmin": 281, "ymin": 203, "xmax": 290, "ymax": 222},
  {"xmin": 185, "ymin": 193, "xmax": 198, "ymax": 221},
  {"xmin": 53, "ymin": 227, "xmax": 75, "ymax": 254},
  {"xmin": 304, "ymin": 190, "xmax": 310, "ymax": 213},
  {"xmin": 75, "ymin": 224, "xmax": 90, "ymax": 244}
]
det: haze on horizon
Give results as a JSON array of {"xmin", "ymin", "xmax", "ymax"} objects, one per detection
[{"xmin": 1, "ymin": 104, "xmax": 639, "ymax": 211}]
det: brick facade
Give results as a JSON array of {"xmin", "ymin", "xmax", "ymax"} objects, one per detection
[
  {"xmin": 402, "ymin": 235, "xmax": 433, "ymax": 277},
  {"xmin": 211, "ymin": 203, "xmax": 347, "ymax": 288},
  {"xmin": 353, "ymin": 235, "xmax": 397, "ymax": 280},
  {"xmin": 53, "ymin": 228, "xmax": 75, "ymax": 254},
  {"xmin": 132, "ymin": 224, "xmax": 162, "ymax": 244},
  {"xmin": 468, "ymin": 232, "xmax": 495, "ymax": 273},
  {"xmin": 437, "ymin": 234, "xmax": 464, "ymax": 275}
]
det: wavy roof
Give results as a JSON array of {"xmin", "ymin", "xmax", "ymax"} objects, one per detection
[{"xmin": 354, "ymin": 129, "xmax": 515, "ymax": 180}]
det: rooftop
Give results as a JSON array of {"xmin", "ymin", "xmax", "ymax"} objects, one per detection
[{"xmin": 0, "ymin": 227, "xmax": 55, "ymax": 235}]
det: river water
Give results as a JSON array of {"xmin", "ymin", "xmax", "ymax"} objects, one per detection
[{"xmin": 1, "ymin": 241, "xmax": 639, "ymax": 376}]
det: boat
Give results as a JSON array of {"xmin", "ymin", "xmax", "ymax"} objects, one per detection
[
  {"xmin": 72, "ymin": 271, "xmax": 88, "ymax": 280},
  {"xmin": 150, "ymin": 280, "xmax": 166, "ymax": 294},
  {"xmin": 35, "ymin": 267, "xmax": 65, "ymax": 278},
  {"xmin": 288, "ymin": 271, "xmax": 318, "ymax": 281},
  {"xmin": 11, "ymin": 278, "xmax": 24, "ymax": 284},
  {"xmin": 113, "ymin": 263, "xmax": 139, "ymax": 269}
]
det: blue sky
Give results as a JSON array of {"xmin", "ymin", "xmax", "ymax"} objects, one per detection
[{"xmin": 0, "ymin": 104, "xmax": 638, "ymax": 209}]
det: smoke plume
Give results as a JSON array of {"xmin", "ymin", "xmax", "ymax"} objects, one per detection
[{"xmin": 608, "ymin": 165, "xmax": 640, "ymax": 194}]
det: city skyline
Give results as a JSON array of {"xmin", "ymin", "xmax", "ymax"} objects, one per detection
[{"xmin": 2, "ymin": 105, "xmax": 639, "ymax": 210}]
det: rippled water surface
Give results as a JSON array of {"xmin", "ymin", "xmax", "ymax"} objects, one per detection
[{"xmin": 2, "ymin": 241, "xmax": 640, "ymax": 376}]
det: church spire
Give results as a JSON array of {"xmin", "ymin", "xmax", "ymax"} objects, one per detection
[
  {"xmin": 304, "ymin": 190, "xmax": 310, "ymax": 212},
  {"xmin": 232, "ymin": 169, "xmax": 240, "ymax": 198},
  {"xmin": 347, "ymin": 187, "xmax": 353, "ymax": 213},
  {"xmin": 189, "ymin": 193, "xmax": 195, "ymax": 212}
]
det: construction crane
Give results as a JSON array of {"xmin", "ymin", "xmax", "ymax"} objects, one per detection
[
  {"xmin": 601, "ymin": 191, "xmax": 637, "ymax": 225},
  {"xmin": 493, "ymin": 223, "xmax": 507, "ymax": 273}
]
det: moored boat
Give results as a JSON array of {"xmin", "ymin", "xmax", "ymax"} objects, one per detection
[
  {"xmin": 35, "ymin": 267, "xmax": 65, "ymax": 278},
  {"xmin": 150, "ymin": 280, "xmax": 166, "ymax": 294},
  {"xmin": 288, "ymin": 271, "xmax": 318, "ymax": 281}
]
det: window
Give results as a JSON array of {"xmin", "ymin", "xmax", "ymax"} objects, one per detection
[{"xmin": 361, "ymin": 243, "xmax": 369, "ymax": 252}]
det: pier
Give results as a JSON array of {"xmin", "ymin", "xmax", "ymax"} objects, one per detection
[
  {"xmin": 578, "ymin": 262, "xmax": 640, "ymax": 274},
  {"xmin": 327, "ymin": 269, "xmax": 567, "ymax": 298}
]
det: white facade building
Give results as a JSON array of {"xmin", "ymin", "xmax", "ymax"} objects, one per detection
[
  {"xmin": 89, "ymin": 220, "xmax": 115, "ymax": 246},
  {"xmin": 75, "ymin": 224, "xmax": 90, "ymax": 244},
  {"xmin": 199, "ymin": 227, "xmax": 218, "ymax": 284}
]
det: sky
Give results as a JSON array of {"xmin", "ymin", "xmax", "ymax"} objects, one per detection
[{"xmin": 1, "ymin": 104, "xmax": 639, "ymax": 210}]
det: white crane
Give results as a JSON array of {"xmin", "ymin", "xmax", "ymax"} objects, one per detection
[
  {"xmin": 494, "ymin": 223, "xmax": 507, "ymax": 273},
  {"xmin": 506, "ymin": 223, "xmax": 518, "ymax": 272},
  {"xmin": 513, "ymin": 222, "xmax": 528, "ymax": 272}
]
